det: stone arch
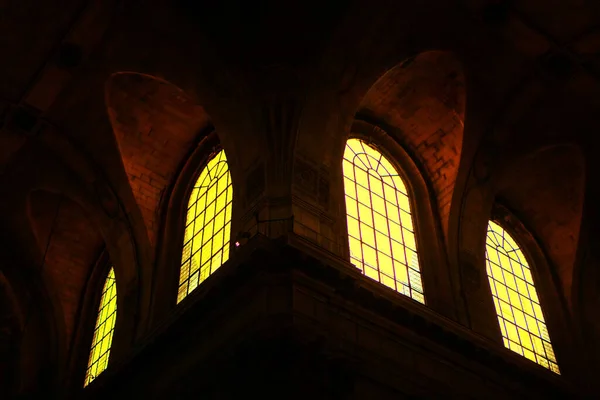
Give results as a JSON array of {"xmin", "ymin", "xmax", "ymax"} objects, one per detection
[
  {"xmin": 298, "ymin": 51, "xmax": 466, "ymax": 313},
  {"xmin": 27, "ymin": 190, "xmax": 104, "ymax": 356},
  {"xmin": 150, "ymin": 131, "xmax": 245, "ymax": 324},
  {"xmin": 0, "ymin": 139, "xmax": 143, "ymax": 381},
  {"xmin": 105, "ymin": 72, "xmax": 215, "ymax": 246},
  {"xmin": 484, "ymin": 205, "xmax": 577, "ymax": 377},
  {"xmin": 64, "ymin": 251, "xmax": 114, "ymax": 391},
  {"xmin": 105, "ymin": 73, "xmax": 251, "ymax": 327},
  {"xmin": 331, "ymin": 120, "xmax": 460, "ymax": 319},
  {"xmin": 43, "ymin": 3, "xmax": 262, "ymax": 321},
  {"xmin": 295, "ymin": 48, "xmax": 466, "ymax": 251},
  {"xmin": 495, "ymin": 144, "xmax": 585, "ymax": 311},
  {"xmin": 455, "ymin": 141, "xmax": 585, "ymax": 373},
  {"xmin": 355, "ymin": 51, "xmax": 466, "ymax": 242},
  {"xmin": 105, "ymin": 72, "xmax": 250, "ymax": 246}
]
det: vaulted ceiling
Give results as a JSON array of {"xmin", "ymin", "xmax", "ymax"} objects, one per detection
[{"xmin": 0, "ymin": 0, "xmax": 599, "ymax": 394}]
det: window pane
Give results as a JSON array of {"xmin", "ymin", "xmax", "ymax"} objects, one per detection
[
  {"xmin": 343, "ymin": 138, "xmax": 425, "ymax": 304},
  {"xmin": 178, "ymin": 150, "xmax": 233, "ymax": 303},
  {"xmin": 485, "ymin": 221, "xmax": 560, "ymax": 374},
  {"xmin": 84, "ymin": 267, "xmax": 117, "ymax": 387}
]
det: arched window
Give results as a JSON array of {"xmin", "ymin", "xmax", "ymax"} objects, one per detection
[
  {"xmin": 343, "ymin": 138, "xmax": 425, "ymax": 304},
  {"xmin": 84, "ymin": 267, "xmax": 117, "ymax": 386},
  {"xmin": 485, "ymin": 221, "xmax": 559, "ymax": 373},
  {"xmin": 178, "ymin": 149, "xmax": 232, "ymax": 303}
]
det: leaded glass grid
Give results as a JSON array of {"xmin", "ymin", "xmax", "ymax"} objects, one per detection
[
  {"xmin": 178, "ymin": 149, "xmax": 232, "ymax": 303},
  {"xmin": 342, "ymin": 138, "xmax": 425, "ymax": 304},
  {"xmin": 84, "ymin": 267, "xmax": 117, "ymax": 387},
  {"xmin": 485, "ymin": 220, "xmax": 560, "ymax": 374}
]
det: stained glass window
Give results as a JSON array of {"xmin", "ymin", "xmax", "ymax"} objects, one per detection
[
  {"xmin": 343, "ymin": 138, "xmax": 425, "ymax": 304},
  {"xmin": 485, "ymin": 221, "xmax": 560, "ymax": 373},
  {"xmin": 178, "ymin": 149, "xmax": 232, "ymax": 303},
  {"xmin": 84, "ymin": 267, "xmax": 117, "ymax": 387}
]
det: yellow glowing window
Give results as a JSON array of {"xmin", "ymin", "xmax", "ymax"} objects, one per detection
[
  {"xmin": 178, "ymin": 149, "xmax": 232, "ymax": 303},
  {"xmin": 343, "ymin": 138, "xmax": 425, "ymax": 304},
  {"xmin": 84, "ymin": 267, "xmax": 117, "ymax": 387},
  {"xmin": 485, "ymin": 221, "xmax": 560, "ymax": 374}
]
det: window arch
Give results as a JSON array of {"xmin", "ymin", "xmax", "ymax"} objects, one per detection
[
  {"xmin": 485, "ymin": 220, "xmax": 559, "ymax": 373},
  {"xmin": 84, "ymin": 267, "xmax": 117, "ymax": 387},
  {"xmin": 177, "ymin": 149, "xmax": 232, "ymax": 303},
  {"xmin": 342, "ymin": 138, "xmax": 425, "ymax": 304}
]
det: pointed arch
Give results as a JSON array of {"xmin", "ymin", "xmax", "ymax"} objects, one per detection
[
  {"xmin": 357, "ymin": 51, "xmax": 465, "ymax": 244},
  {"xmin": 177, "ymin": 149, "xmax": 233, "ymax": 303},
  {"xmin": 343, "ymin": 138, "xmax": 425, "ymax": 303},
  {"xmin": 84, "ymin": 267, "xmax": 117, "ymax": 386},
  {"xmin": 105, "ymin": 72, "xmax": 214, "ymax": 246},
  {"xmin": 485, "ymin": 221, "xmax": 559, "ymax": 374},
  {"xmin": 28, "ymin": 191, "xmax": 105, "ymax": 355}
]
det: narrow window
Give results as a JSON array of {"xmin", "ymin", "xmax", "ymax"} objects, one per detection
[
  {"xmin": 178, "ymin": 149, "xmax": 233, "ymax": 303},
  {"xmin": 343, "ymin": 138, "xmax": 425, "ymax": 303},
  {"xmin": 84, "ymin": 267, "xmax": 117, "ymax": 386},
  {"xmin": 485, "ymin": 221, "xmax": 559, "ymax": 373}
]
